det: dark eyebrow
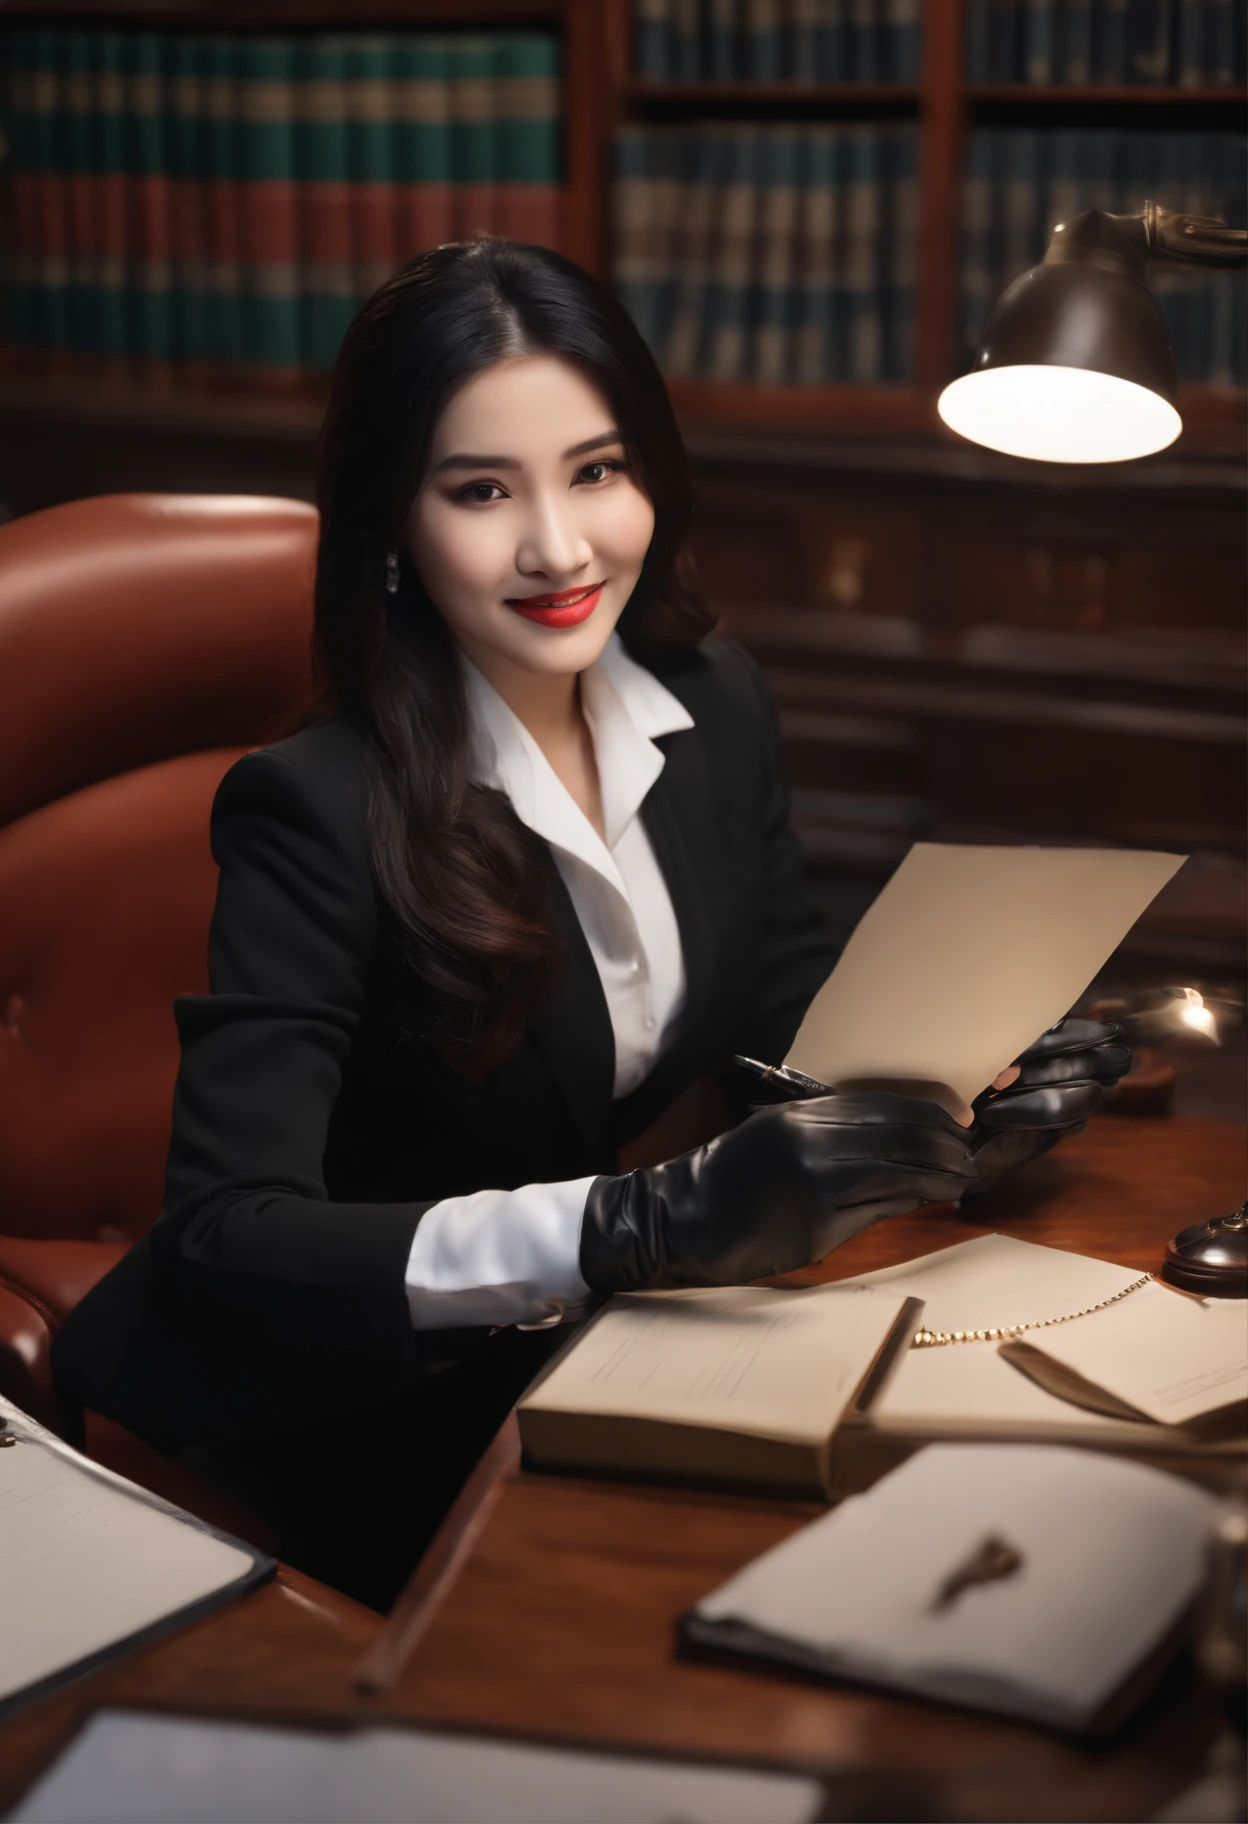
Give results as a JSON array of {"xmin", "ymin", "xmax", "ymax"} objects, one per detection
[{"xmin": 434, "ymin": 430, "xmax": 624, "ymax": 474}]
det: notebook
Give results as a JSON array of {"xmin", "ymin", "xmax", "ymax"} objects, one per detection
[
  {"xmin": 683, "ymin": 1443, "xmax": 1220, "ymax": 1736},
  {"xmin": 0, "ymin": 1397, "xmax": 273, "ymax": 1718},
  {"xmin": 516, "ymin": 1281, "xmax": 917, "ymax": 1496},
  {"xmin": 784, "ymin": 842, "xmax": 1183, "ymax": 1113},
  {"xmin": 13, "ymin": 1710, "xmax": 823, "ymax": 1824},
  {"xmin": 826, "ymin": 1236, "xmax": 1247, "ymax": 1497}
]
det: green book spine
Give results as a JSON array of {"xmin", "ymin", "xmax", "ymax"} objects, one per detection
[
  {"xmin": 204, "ymin": 35, "xmax": 243, "ymax": 369},
  {"xmin": 237, "ymin": 35, "xmax": 300, "ymax": 375},
  {"xmin": 91, "ymin": 31, "xmax": 128, "ymax": 365},
  {"xmin": 346, "ymin": 34, "xmax": 396, "ymax": 308},
  {"xmin": 450, "ymin": 36, "xmax": 497, "ymax": 240},
  {"xmin": 392, "ymin": 35, "xmax": 453, "ymax": 261},
  {"xmin": 297, "ymin": 34, "xmax": 352, "ymax": 372},
  {"xmin": 495, "ymin": 32, "xmax": 560, "ymax": 246},
  {"xmin": 3, "ymin": 31, "xmax": 43, "ymax": 347},
  {"xmin": 167, "ymin": 35, "xmax": 210, "ymax": 370},
  {"xmin": 127, "ymin": 31, "xmax": 173, "ymax": 370},
  {"xmin": 31, "ymin": 30, "xmax": 70, "ymax": 353}
]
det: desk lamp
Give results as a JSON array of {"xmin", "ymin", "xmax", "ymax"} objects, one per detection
[{"xmin": 938, "ymin": 202, "xmax": 1248, "ymax": 463}]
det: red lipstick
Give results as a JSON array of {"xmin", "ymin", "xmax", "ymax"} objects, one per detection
[{"xmin": 504, "ymin": 583, "xmax": 604, "ymax": 628}]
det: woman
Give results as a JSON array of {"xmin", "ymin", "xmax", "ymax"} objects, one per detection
[{"xmin": 54, "ymin": 241, "xmax": 1127, "ymax": 1608}]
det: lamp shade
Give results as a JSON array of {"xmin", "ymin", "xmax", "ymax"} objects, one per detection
[{"xmin": 938, "ymin": 210, "xmax": 1183, "ymax": 463}]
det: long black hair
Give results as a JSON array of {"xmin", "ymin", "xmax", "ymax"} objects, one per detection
[{"xmin": 311, "ymin": 238, "xmax": 714, "ymax": 1078}]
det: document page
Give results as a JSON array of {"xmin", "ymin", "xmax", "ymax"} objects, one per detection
[
  {"xmin": 785, "ymin": 842, "xmax": 1183, "ymax": 1104},
  {"xmin": 840, "ymin": 1235, "xmax": 1149, "ymax": 1433},
  {"xmin": 15, "ymin": 1711, "xmax": 823, "ymax": 1824},
  {"xmin": 1010, "ymin": 1280, "xmax": 1248, "ymax": 1425},
  {"xmin": 519, "ymin": 1283, "xmax": 909, "ymax": 1445},
  {"xmin": 0, "ymin": 1399, "xmax": 260, "ymax": 1709},
  {"xmin": 689, "ymin": 1442, "xmax": 1219, "ymax": 1733}
]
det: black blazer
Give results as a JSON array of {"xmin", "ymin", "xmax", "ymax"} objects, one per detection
[{"xmin": 53, "ymin": 637, "xmax": 837, "ymax": 1454}]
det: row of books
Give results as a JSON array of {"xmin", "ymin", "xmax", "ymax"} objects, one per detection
[
  {"xmin": 965, "ymin": 0, "xmax": 1246, "ymax": 84},
  {"xmin": 634, "ymin": 0, "xmax": 922, "ymax": 83},
  {"xmin": 613, "ymin": 124, "xmax": 916, "ymax": 384},
  {"xmin": 0, "ymin": 29, "xmax": 560, "ymax": 378},
  {"xmin": 962, "ymin": 129, "xmax": 1246, "ymax": 384}
]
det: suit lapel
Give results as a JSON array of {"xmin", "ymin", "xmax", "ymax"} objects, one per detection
[{"xmin": 641, "ymin": 725, "xmax": 718, "ymax": 1063}]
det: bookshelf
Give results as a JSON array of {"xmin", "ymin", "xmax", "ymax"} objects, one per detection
[{"xmin": 0, "ymin": 0, "xmax": 1241, "ymax": 453}]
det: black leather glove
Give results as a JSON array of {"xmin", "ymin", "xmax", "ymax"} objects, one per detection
[
  {"xmin": 965, "ymin": 1017, "xmax": 1131, "ymax": 1195},
  {"xmin": 579, "ymin": 1092, "xmax": 978, "ymax": 1295}
]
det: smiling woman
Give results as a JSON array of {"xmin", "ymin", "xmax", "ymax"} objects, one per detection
[{"xmin": 50, "ymin": 240, "xmax": 1129, "ymax": 1611}]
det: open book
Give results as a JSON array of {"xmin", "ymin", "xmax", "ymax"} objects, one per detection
[
  {"xmin": 683, "ymin": 1443, "xmax": 1220, "ymax": 1736},
  {"xmin": 0, "ymin": 1396, "xmax": 273, "ymax": 1718},
  {"xmin": 516, "ymin": 1282, "xmax": 917, "ymax": 1496},
  {"xmin": 828, "ymin": 1235, "xmax": 1247, "ymax": 1498}
]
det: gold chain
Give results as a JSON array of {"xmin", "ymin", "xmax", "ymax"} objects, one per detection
[{"xmin": 911, "ymin": 1273, "xmax": 1154, "ymax": 1349}]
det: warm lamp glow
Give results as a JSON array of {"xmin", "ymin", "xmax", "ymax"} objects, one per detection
[{"xmin": 937, "ymin": 365, "xmax": 1182, "ymax": 463}]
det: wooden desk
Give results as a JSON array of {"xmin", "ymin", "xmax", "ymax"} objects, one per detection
[
  {"xmin": 1, "ymin": 1116, "xmax": 1243, "ymax": 1821},
  {"xmin": 379, "ymin": 1116, "xmax": 1245, "ymax": 1823}
]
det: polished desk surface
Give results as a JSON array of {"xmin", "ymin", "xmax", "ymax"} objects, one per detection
[{"xmin": 1, "ymin": 1116, "xmax": 1244, "ymax": 1821}]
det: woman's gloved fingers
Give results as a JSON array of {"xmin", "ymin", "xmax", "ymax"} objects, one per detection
[
  {"xmin": 1013, "ymin": 1018, "xmax": 1123, "ymax": 1064},
  {"xmin": 974, "ymin": 1079, "xmax": 1105, "ymax": 1129},
  {"xmin": 997, "ymin": 1044, "xmax": 1132, "ymax": 1091}
]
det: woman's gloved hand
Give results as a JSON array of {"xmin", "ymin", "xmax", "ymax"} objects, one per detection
[
  {"xmin": 964, "ymin": 1017, "xmax": 1131, "ymax": 1195},
  {"xmin": 579, "ymin": 1092, "xmax": 978, "ymax": 1295}
]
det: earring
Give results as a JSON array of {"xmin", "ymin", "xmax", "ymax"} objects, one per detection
[{"xmin": 385, "ymin": 549, "xmax": 400, "ymax": 595}]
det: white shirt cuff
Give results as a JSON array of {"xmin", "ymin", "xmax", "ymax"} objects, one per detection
[{"xmin": 404, "ymin": 1176, "xmax": 597, "ymax": 1331}]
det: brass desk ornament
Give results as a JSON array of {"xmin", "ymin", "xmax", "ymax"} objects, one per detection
[{"xmin": 1163, "ymin": 1203, "xmax": 1248, "ymax": 1300}]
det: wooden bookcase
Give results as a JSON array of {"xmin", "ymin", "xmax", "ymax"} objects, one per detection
[{"xmin": 0, "ymin": 0, "xmax": 1242, "ymax": 449}]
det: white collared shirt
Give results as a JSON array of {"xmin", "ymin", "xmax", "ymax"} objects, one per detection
[{"xmin": 403, "ymin": 633, "xmax": 694, "ymax": 1330}]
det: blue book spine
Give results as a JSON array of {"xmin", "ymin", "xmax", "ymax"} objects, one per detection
[
  {"xmin": 1058, "ymin": 0, "xmax": 1094, "ymax": 80},
  {"xmin": 1175, "ymin": 0, "xmax": 1204, "ymax": 80},
  {"xmin": 960, "ymin": 128, "xmax": 996, "ymax": 361},
  {"xmin": 965, "ymin": 0, "xmax": 991, "ymax": 77},
  {"xmin": 815, "ymin": 0, "xmax": 847, "ymax": 78},
  {"xmin": 847, "ymin": 0, "xmax": 879, "ymax": 79},
  {"xmin": 635, "ymin": 0, "xmax": 675, "ymax": 77},
  {"xmin": 1093, "ymin": 0, "xmax": 1130, "ymax": 80},
  {"xmin": 708, "ymin": 0, "xmax": 740, "ymax": 79},
  {"xmin": 843, "ymin": 126, "xmax": 881, "ymax": 379},
  {"xmin": 792, "ymin": 127, "xmax": 837, "ymax": 382},
  {"xmin": 1023, "ymin": 0, "xmax": 1056, "ymax": 80},
  {"xmin": 1127, "ymin": 0, "xmax": 1172, "ymax": 82},
  {"xmin": 1207, "ymin": 0, "xmax": 1235, "ymax": 81},
  {"xmin": 883, "ymin": 122, "xmax": 916, "ymax": 377},
  {"xmin": 745, "ymin": 0, "xmax": 783, "ymax": 78}
]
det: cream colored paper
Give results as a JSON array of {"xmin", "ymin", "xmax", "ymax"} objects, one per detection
[
  {"xmin": 841, "ymin": 1234, "xmax": 1150, "ymax": 1435},
  {"xmin": 519, "ymin": 1283, "xmax": 908, "ymax": 1446},
  {"xmin": 785, "ymin": 842, "xmax": 1184, "ymax": 1104},
  {"xmin": 1009, "ymin": 1279, "xmax": 1248, "ymax": 1426}
]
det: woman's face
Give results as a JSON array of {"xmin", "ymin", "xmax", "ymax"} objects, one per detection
[{"xmin": 405, "ymin": 354, "xmax": 656, "ymax": 679}]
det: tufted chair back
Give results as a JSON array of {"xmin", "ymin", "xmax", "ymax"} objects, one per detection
[{"xmin": 0, "ymin": 494, "xmax": 319, "ymax": 1247}]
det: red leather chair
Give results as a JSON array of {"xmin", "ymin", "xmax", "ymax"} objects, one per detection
[{"xmin": 0, "ymin": 494, "xmax": 319, "ymax": 1539}]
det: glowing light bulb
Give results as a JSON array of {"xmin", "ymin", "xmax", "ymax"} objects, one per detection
[
  {"xmin": 1178, "ymin": 991, "xmax": 1217, "ymax": 1038},
  {"xmin": 937, "ymin": 366, "xmax": 1182, "ymax": 464}
]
